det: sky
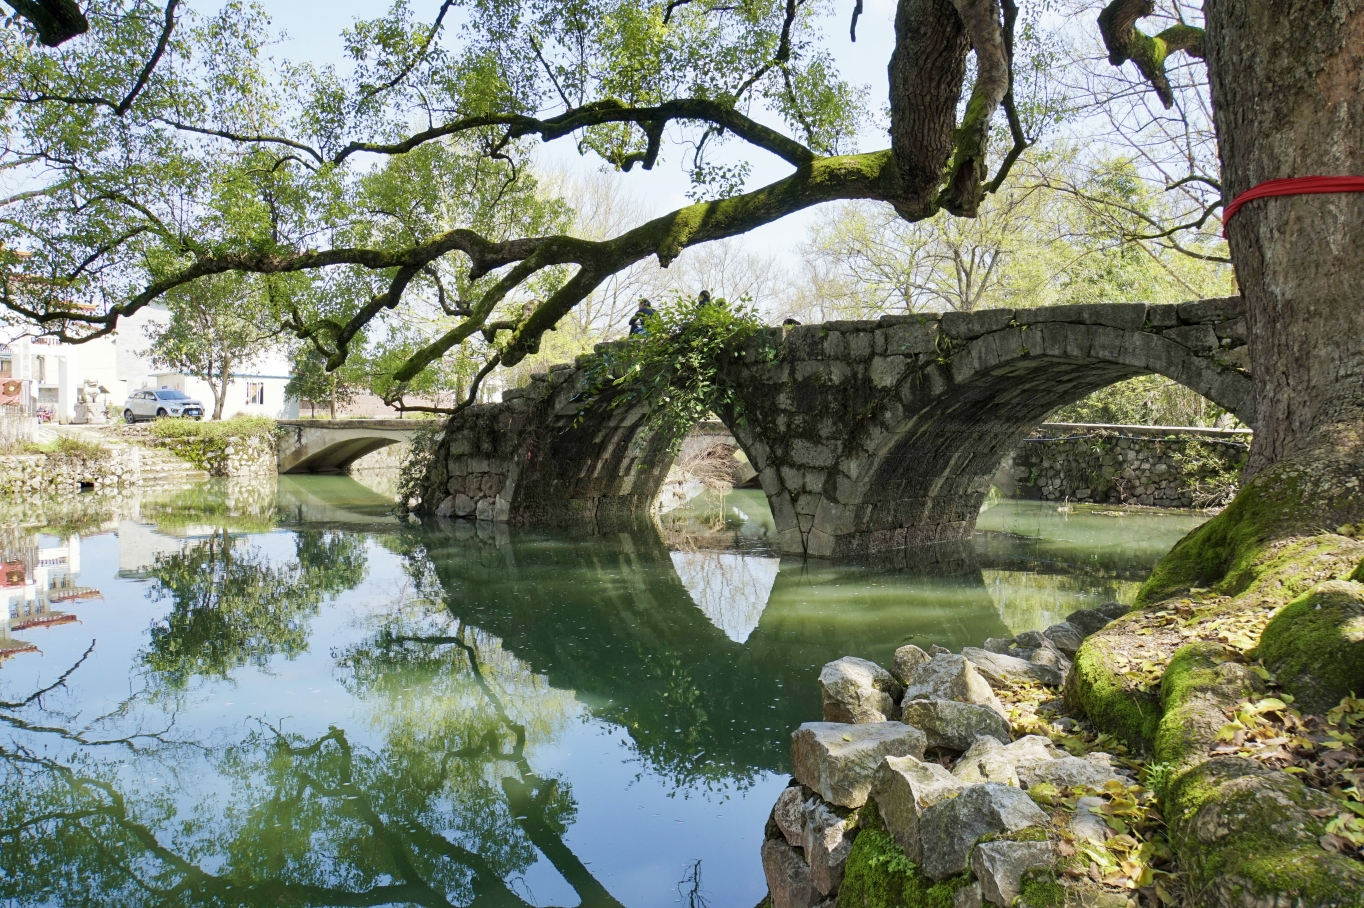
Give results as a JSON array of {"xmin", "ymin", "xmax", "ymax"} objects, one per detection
[{"xmin": 240, "ymin": 0, "xmax": 906, "ymax": 267}]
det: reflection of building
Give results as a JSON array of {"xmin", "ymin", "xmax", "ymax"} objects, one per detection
[
  {"xmin": 0, "ymin": 533, "xmax": 100, "ymax": 660},
  {"xmin": 115, "ymin": 520, "xmax": 220, "ymax": 578}
]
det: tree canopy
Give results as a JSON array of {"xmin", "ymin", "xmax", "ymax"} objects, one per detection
[{"xmin": 0, "ymin": 0, "xmax": 1212, "ymax": 409}]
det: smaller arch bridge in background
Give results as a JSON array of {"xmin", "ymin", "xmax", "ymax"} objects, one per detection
[
  {"xmin": 276, "ymin": 419, "xmax": 420, "ymax": 474},
  {"xmin": 415, "ymin": 298, "xmax": 1252, "ymax": 558}
]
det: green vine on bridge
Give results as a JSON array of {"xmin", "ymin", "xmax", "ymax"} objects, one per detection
[{"xmin": 577, "ymin": 294, "xmax": 771, "ymax": 451}]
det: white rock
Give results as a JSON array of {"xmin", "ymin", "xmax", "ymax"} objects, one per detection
[
  {"xmin": 918, "ymin": 783, "xmax": 1049, "ymax": 880},
  {"xmin": 971, "ymin": 840, "xmax": 1055, "ymax": 907},
  {"xmin": 871, "ymin": 753, "xmax": 962, "ymax": 861},
  {"xmin": 901, "ymin": 655, "xmax": 1006, "ymax": 717},
  {"xmin": 791, "ymin": 722, "xmax": 927, "ymax": 808},
  {"xmin": 899, "ymin": 699, "xmax": 1012, "ymax": 754},
  {"xmin": 820, "ymin": 656, "xmax": 903, "ymax": 724}
]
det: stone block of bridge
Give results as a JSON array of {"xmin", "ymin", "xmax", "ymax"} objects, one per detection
[{"xmin": 415, "ymin": 299, "xmax": 1253, "ymax": 559}]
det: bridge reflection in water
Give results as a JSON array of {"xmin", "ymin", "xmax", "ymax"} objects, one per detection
[{"xmin": 271, "ymin": 477, "xmax": 1200, "ymax": 781}]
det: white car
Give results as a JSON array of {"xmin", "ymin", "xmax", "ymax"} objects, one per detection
[{"xmin": 123, "ymin": 389, "xmax": 205, "ymax": 422}]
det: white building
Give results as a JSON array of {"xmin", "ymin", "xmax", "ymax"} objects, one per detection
[{"xmin": 0, "ymin": 304, "xmax": 298, "ymax": 423}]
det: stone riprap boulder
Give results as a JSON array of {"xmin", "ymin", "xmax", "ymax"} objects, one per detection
[
  {"xmin": 1069, "ymin": 796, "xmax": 1110, "ymax": 845},
  {"xmin": 760, "ymin": 601, "xmax": 1155, "ymax": 908},
  {"xmin": 1069, "ymin": 601, "xmax": 1130, "ymax": 633},
  {"xmin": 899, "ymin": 699, "xmax": 1012, "ymax": 753},
  {"xmin": 919, "ymin": 783, "xmax": 1050, "ymax": 880},
  {"xmin": 961, "ymin": 646, "xmax": 1064, "ymax": 688},
  {"xmin": 870, "ymin": 754, "xmax": 962, "ymax": 861},
  {"xmin": 802, "ymin": 799, "xmax": 857, "ymax": 895},
  {"xmin": 819, "ymin": 656, "xmax": 903, "ymax": 724},
  {"xmin": 900, "ymin": 654, "xmax": 1006, "ymax": 717},
  {"xmin": 952, "ymin": 734, "xmax": 1062, "ymax": 786},
  {"xmin": 772, "ymin": 785, "xmax": 808, "ymax": 848},
  {"xmin": 1017, "ymin": 755, "xmax": 1130, "ymax": 790},
  {"xmin": 983, "ymin": 632, "xmax": 1072, "ymax": 683},
  {"xmin": 890, "ymin": 643, "xmax": 932, "ymax": 684},
  {"xmin": 1042, "ymin": 621, "xmax": 1086, "ymax": 658},
  {"xmin": 761, "ymin": 837, "xmax": 822, "ymax": 908},
  {"xmin": 971, "ymin": 840, "xmax": 1055, "ymax": 906},
  {"xmin": 790, "ymin": 722, "xmax": 926, "ymax": 808}
]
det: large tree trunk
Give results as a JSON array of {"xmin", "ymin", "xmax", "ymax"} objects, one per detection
[
  {"xmin": 1206, "ymin": 1, "xmax": 1364, "ymax": 480},
  {"xmin": 1068, "ymin": 11, "xmax": 1364, "ymax": 901}
]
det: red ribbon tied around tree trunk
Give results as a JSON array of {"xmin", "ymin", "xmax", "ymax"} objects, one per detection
[{"xmin": 1222, "ymin": 175, "xmax": 1364, "ymax": 236}]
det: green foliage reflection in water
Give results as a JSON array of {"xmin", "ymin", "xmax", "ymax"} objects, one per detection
[
  {"xmin": 0, "ymin": 616, "xmax": 613, "ymax": 908},
  {"xmin": 578, "ymin": 295, "xmax": 770, "ymax": 448},
  {"xmin": 142, "ymin": 529, "xmax": 367, "ymax": 687}
]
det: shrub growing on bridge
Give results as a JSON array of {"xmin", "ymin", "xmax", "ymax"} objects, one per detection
[{"xmin": 577, "ymin": 295, "xmax": 771, "ymax": 451}]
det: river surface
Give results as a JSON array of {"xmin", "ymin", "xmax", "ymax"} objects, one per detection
[{"xmin": 0, "ymin": 478, "xmax": 1206, "ymax": 908}]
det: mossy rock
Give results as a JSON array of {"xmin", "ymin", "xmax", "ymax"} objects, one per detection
[
  {"xmin": 1259, "ymin": 580, "xmax": 1364, "ymax": 714},
  {"xmin": 1165, "ymin": 756, "xmax": 1364, "ymax": 906},
  {"xmin": 836, "ymin": 800, "xmax": 972, "ymax": 908},
  {"xmin": 1018, "ymin": 869, "xmax": 1065, "ymax": 908}
]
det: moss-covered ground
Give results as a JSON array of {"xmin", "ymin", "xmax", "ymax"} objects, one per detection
[{"xmin": 836, "ymin": 800, "xmax": 972, "ymax": 908}]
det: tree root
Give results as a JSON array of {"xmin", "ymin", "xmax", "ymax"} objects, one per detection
[{"xmin": 1068, "ymin": 456, "xmax": 1364, "ymax": 904}]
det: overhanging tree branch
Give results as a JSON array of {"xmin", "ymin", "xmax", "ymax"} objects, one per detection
[
  {"xmin": 2, "ymin": 0, "xmax": 87, "ymax": 46},
  {"xmin": 1097, "ymin": 0, "xmax": 1205, "ymax": 109}
]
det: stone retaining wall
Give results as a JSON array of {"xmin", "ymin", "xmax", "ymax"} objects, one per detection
[
  {"xmin": 0, "ymin": 447, "xmax": 142, "ymax": 497},
  {"xmin": 146, "ymin": 430, "xmax": 277, "ymax": 477},
  {"xmin": 996, "ymin": 423, "xmax": 1250, "ymax": 509}
]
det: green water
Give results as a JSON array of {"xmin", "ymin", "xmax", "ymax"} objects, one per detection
[{"xmin": 0, "ymin": 478, "xmax": 1206, "ymax": 907}]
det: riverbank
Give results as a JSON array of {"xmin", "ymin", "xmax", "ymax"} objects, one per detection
[
  {"xmin": 0, "ymin": 416, "xmax": 281, "ymax": 502},
  {"xmin": 761, "ymin": 577, "xmax": 1364, "ymax": 906}
]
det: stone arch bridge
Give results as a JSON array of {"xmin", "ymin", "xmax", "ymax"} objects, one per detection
[
  {"xmin": 276, "ymin": 419, "xmax": 419, "ymax": 474},
  {"xmin": 415, "ymin": 298, "xmax": 1252, "ymax": 559}
]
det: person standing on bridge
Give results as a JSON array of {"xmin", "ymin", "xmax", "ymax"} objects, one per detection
[{"xmin": 628, "ymin": 297, "xmax": 656, "ymax": 336}]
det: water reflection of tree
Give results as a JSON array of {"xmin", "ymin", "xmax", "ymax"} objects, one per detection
[
  {"xmin": 142, "ymin": 529, "xmax": 367, "ymax": 687},
  {"xmin": 0, "ymin": 633, "xmax": 628, "ymax": 907}
]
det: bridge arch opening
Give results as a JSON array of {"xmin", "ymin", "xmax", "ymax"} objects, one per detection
[
  {"xmin": 276, "ymin": 421, "xmax": 417, "ymax": 475},
  {"xmin": 827, "ymin": 340, "xmax": 1253, "ymax": 558}
]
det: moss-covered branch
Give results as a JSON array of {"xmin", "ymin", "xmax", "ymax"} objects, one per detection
[
  {"xmin": 939, "ymin": 0, "xmax": 1011, "ymax": 216},
  {"xmin": 500, "ymin": 149, "xmax": 899, "ymax": 366},
  {"xmin": 1097, "ymin": 0, "xmax": 1205, "ymax": 109}
]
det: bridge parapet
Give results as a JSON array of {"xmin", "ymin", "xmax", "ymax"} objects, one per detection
[{"xmin": 415, "ymin": 299, "xmax": 1251, "ymax": 558}]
